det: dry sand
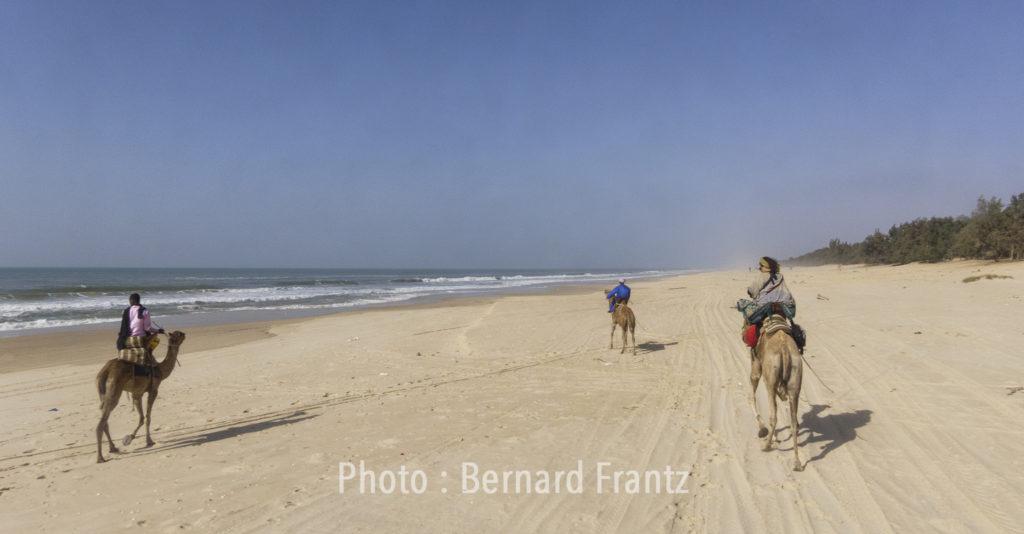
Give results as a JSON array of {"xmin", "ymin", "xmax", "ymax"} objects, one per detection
[{"xmin": 1, "ymin": 261, "xmax": 1023, "ymax": 533}]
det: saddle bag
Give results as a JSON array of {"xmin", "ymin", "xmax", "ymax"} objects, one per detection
[{"xmin": 742, "ymin": 324, "xmax": 759, "ymax": 348}]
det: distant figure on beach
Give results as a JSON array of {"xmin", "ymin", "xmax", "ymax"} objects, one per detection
[
  {"xmin": 116, "ymin": 293, "xmax": 164, "ymax": 365},
  {"xmin": 609, "ymin": 297, "xmax": 637, "ymax": 355},
  {"xmin": 606, "ymin": 278, "xmax": 631, "ymax": 313}
]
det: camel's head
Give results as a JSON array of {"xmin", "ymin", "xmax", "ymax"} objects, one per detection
[{"xmin": 168, "ymin": 331, "xmax": 186, "ymax": 346}]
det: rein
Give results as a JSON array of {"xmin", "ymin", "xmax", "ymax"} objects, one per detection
[{"xmin": 153, "ymin": 323, "xmax": 182, "ymax": 368}]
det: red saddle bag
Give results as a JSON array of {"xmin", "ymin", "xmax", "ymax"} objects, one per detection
[{"xmin": 742, "ymin": 324, "xmax": 759, "ymax": 348}]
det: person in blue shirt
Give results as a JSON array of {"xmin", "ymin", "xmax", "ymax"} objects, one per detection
[{"xmin": 606, "ymin": 278, "xmax": 631, "ymax": 312}]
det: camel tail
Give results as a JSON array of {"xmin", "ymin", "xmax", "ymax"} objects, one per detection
[
  {"xmin": 781, "ymin": 346, "xmax": 792, "ymax": 385},
  {"xmin": 96, "ymin": 360, "xmax": 115, "ymax": 406},
  {"xmin": 776, "ymin": 342, "xmax": 794, "ymax": 400}
]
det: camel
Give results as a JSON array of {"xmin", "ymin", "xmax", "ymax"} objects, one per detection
[
  {"xmin": 609, "ymin": 301, "xmax": 636, "ymax": 354},
  {"xmin": 749, "ymin": 317, "xmax": 804, "ymax": 471},
  {"xmin": 95, "ymin": 331, "xmax": 186, "ymax": 463}
]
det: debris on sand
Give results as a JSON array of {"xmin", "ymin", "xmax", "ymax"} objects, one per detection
[
  {"xmin": 1007, "ymin": 386, "xmax": 1023, "ymax": 396},
  {"xmin": 817, "ymin": 294, "xmax": 830, "ymax": 301},
  {"xmin": 963, "ymin": 274, "xmax": 1013, "ymax": 283}
]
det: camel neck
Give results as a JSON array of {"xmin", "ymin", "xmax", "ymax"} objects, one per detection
[{"xmin": 157, "ymin": 344, "xmax": 180, "ymax": 378}]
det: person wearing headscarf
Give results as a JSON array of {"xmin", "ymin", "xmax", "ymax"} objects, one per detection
[
  {"xmin": 737, "ymin": 257, "xmax": 805, "ymax": 353},
  {"xmin": 746, "ymin": 257, "xmax": 795, "ymax": 315}
]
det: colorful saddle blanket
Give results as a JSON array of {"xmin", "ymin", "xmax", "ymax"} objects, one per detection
[
  {"xmin": 760, "ymin": 315, "xmax": 792, "ymax": 337},
  {"xmin": 118, "ymin": 335, "xmax": 157, "ymax": 364}
]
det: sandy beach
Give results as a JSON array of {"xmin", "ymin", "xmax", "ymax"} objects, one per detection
[{"xmin": 1, "ymin": 261, "xmax": 1022, "ymax": 533}]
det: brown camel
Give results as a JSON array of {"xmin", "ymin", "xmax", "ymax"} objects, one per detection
[
  {"xmin": 609, "ymin": 300, "xmax": 636, "ymax": 354},
  {"xmin": 95, "ymin": 331, "xmax": 186, "ymax": 463},
  {"xmin": 749, "ymin": 317, "xmax": 804, "ymax": 471}
]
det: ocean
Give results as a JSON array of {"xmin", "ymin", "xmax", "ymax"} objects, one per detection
[{"xmin": 0, "ymin": 267, "xmax": 681, "ymax": 335}]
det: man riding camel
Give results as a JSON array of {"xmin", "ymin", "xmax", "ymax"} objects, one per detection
[
  {"xmin": 738, "ymin": 257, "xmax": 805, "ymax": 352},
  {"xmin": 607, "ymin": 278, "xmax": 631, "ymax": 313},
  {"xmin": 746, "ymin": 257, "xmax": 795, "ymax": 323},
  {"xmin": 116, "ymin": 293, "xmax": 164, "ymax": 365}
]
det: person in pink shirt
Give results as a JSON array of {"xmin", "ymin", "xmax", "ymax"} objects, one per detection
[{"xmin": 116, "ymin": 293, "xmax": 164, "ymax": 363}]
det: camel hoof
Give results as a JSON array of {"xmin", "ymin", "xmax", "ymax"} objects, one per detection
[
  {"xmin": 757, "ymin": 427, "xmax": 769, "ymax": 438},
  {"xmin": 794, "ymin": 462, "xmax": 805, "ymax": 472},
  {"xmin": 109, "ymin": 446, "xmax": 121, "ymax": 454},
  {"xmin": 122, "ymin": 434, "xmax": 134, "ymax": 446},
  {"xmin": 97, "ymin": 457, "xmax": 106, "ymax": 464},
  {"xmin": 761, "ymin": 441, "xmax": 772, "ymax": 452},
  {"xmin": 144, "ymin": 440, "xmax": 155, "ymax": 448}
]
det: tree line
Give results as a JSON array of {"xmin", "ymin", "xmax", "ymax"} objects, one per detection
[{"xmin": 788, "ymin": 193, "xmax": 1024, "ymax": 265}]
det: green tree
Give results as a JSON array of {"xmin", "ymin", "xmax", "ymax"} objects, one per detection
[
  {"xmin": 1004, "ymin": 193, "xmax": 1024, "ymax": 260},
  {"xmin": 953, "ymin": 196, "xmax": 1009, "ymax": 259},
  {"xmin": 788, "ymin": 193, "xmax": 1018, "ymax": 265},
  {"xmin": 861, "ymin": 230, "xmax": 890, "ymax": 263}
]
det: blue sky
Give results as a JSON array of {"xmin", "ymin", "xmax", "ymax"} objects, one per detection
[{"xmin": 2, "ymin": 1, "xmax": 1022, "ymax": 268}]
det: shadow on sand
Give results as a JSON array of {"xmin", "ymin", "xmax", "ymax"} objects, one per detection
[
  {"xmin": 134, "ymin": 410, "xmax": 319, "ymax": 456},
  {"xmin": 635, "ymin": 341, "xmax": 679, "ymax": 354},
  {"xmin": 778, "ymin": 404, "xmax": 872, "ymax": 464}
]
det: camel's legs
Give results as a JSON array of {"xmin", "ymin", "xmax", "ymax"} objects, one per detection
[
  {"xmin": 762, "ymin": 384, "xmax": 778, "ymax": 451},
  {"xmin": 103, "ymin": 384, "xmax": 124, "ymax": 454},
  {"xmin": 749, "ymin": 352, "xmax": 767, "ymax": 438},
  {"xmin": 630, "ymin": 326, "xmax": 636, "ymax": 355},
  {"xmin": 96, "ymin": 405, "xmax": 113, "ymax": 463},
  {"xmin": 620, "ymin": 325, "xmax": 627, "ymax": 354},
  {"xmin": 788, "ymin": 355, "xmax": 804, "ymax": 471},
  {"xmin": 128, "ymin": 392, "xmax": 145, "ymax": 442},
  {"xmin": 103, "ymin": 416, "xmax": 118, "ymax": 450},
  {"xmin": 610, "ymin": 323, "xmax": 616, "ymax": 349},
  {"xmin": 789, "ymin": 392, "xmax": 803, "ymax": 471},
  {"xmin": 144, "ymin": 388, "xmax": 158, "ymax": 447},
  {"xmin": 96, "ymin": 383, "xmax": 123, "ymax": 463}
]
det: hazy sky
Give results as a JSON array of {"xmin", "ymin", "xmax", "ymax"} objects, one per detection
[{"xmin": 2, "ymin": 1, "xmax": 1022, "ymax": 269}]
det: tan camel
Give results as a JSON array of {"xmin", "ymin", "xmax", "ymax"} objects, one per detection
[
  {"xmin": 609, "ymin": 301, "xmax": 636, "ymax": 354},
  {"xmin": 95, "ymin": 331, "xmax": 186, "ymax": 463},
  {"xmin": 749, "ymin": 318, "xmax": 804, "ymax": 471}
]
